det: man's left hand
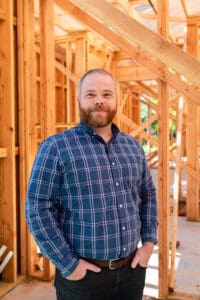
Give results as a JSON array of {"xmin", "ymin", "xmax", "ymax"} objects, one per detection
[{"xmin": 131, "ymin": 242, "xmax": 154, "ymax": 269}]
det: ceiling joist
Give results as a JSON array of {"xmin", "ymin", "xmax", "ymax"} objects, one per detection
[
  {"xmin": 63, "ymin": 0, "xmax": 200, "ymax": 85},
  {"xmin": 54, "ymin": 0, "xmax": 200, "ymax": 104}
]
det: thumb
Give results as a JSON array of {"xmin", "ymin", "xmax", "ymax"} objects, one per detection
[
  {"xmin": 85, "ymin": 261, "xmax": 101, "ymax": 273},
  {"xmin": 131, "ymin": 254, "xmax": 140, "ymax": 269}
]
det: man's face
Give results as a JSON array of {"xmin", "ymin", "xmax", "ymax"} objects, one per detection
[{"xmin": 78, "ymin": 73, "xmax": 117, "ymax": 128}]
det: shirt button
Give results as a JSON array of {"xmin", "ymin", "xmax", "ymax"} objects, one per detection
[
  {"xmin": 115, "ymin": 182, "xmax": 119, "ymax": 186},
  {"xmin": 123, "ymin": 247, "xmax": 127, "ymax": 252},
  {"xmin": 122, "ymin": 226, "xmax": 126, "ymax": 231},
  {"xmin": 111, "ymin": 162, "xmax": 115, "ymax": 166},
  {"xmin": 119, "ymin": 204, "xmax": 123, "ymax": 208}
]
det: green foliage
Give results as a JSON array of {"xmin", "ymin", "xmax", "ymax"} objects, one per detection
[{"xmin": 141, "ymin": 98, "xmax": 177, "ymax": 154}]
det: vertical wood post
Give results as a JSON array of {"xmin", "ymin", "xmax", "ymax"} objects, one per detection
[
  {"xmin": 40, "ymin": 0, "xmax": 55, "ymax": 138},
  {"xmin": 157, "ymin": 81, "xmax": 170, "ymax": 298},
  {"xmin": 22, "ymin": 0, "xmax": 38, "ymax": 276},
  {"xmin": 17, "ymin": 0, "xmax": 27, "ymax": 276},
  {"xmin": 39, "ymin": 0, "xmax": 56, "ymax": 279},
  {"xmin": 157, "ymin": 0, "xmax": 170, "ymax": 298},
  {"xmin": 0, "ymin": 0, "xmax": 17, "ymax": 283},
  {"xmin": 169, "ymin": 97, "xmax": 184, "ymax": 289},
  {"xmin": 186, "ymin": 19, "xmax": 200, "ymax": 221},
  {"xmin": 74, "ymin": 38, "xmax": 87, "ymax": 121}
]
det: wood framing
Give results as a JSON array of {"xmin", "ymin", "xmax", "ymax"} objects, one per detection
[
  {"xmin": 0, "ymin": 0, "xmax": 200, "ymax": 299},
  {"xmin": 54, "ymin": 0, "xmax": 200, "ymax": 103},
  {"xmin": 157, "ymin": 1, "xmax": 170, "ymax": 298},
  {"xmin": 0, "ymin": 0, "xmax": 17, "ymax": 285},
  {"xmin": 18, "ymin": 0, "xmax": 38, "ymax": 280},
  {"xmin": 39, "ymin": 0, "xmax": 56, "ymax": 139},
  {"xmin": 186, "ymin": 19, "xmax": 200, "ymax": 221},
  {"xmin": 56, "ymin": 0, "xmax": 200, "ymax": 87}
]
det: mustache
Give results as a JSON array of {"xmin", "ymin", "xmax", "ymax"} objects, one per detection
[{"xmin": 91, "ymin": 103, "xmax": 109, "ymax": 112}]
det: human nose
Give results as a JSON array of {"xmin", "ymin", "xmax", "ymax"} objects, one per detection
[{"xmin": 94, "ymin": 95, "xmax": 103, "ymax": 105}]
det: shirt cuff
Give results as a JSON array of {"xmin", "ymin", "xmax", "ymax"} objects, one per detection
[{"xmin": 61, "ymin": 256, "xmax": 79, "ymax": 278}]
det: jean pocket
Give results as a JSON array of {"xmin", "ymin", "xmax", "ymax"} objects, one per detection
[
  {"xmin": 137, "ymin": 263, "xmax": 147, "ymax": 270},
  {"xmin": 64, "ymin": 272, "xmax": 88, "ymax": 284}
]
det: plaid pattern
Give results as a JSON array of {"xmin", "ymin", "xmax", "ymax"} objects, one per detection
[{"xmin": 25, "ymin": 122, "xmax": 157, "ymax": 277}]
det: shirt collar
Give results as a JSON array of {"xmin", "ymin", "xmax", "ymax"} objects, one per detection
[{"xmin": 79, "ymin": 121, "xmax": 120, "ymax": 139}]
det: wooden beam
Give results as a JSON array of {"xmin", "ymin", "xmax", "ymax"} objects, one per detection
[
  {"xmin": 169, "ymin": 97, "xmax": 184, "ymax": 290},
  {"xmin": 186, "ymin": 100, "xmax": 200, "ymax": 221},
  {"xmin": 148, "ymin": 0, "xmax": 158, "ymax": 13},
  {"xmin": 157, "ymin": 1, "xmax": 170, "ymax": 298},
  {"xmin": 186, "ymin": 19, "xmax": 200, "ymax": 221},
  {"xmin": 186, "ymin": 23, "xmax": 199, "ymax": 58},
  {"xmin": 137, "ymin": 81, "xmax": 158, "ymax": 99},
  {"xmin": 55, "ymin": 60, "xmax": 79, "ymax": 83},
  {"xmin": 62, "ymin": 0, "xmax": 200, "ymax": 86},
  {"xmin": 115, "ymin": 66, "xmax": 156, "ymax": 81},
  {"xmin": 117, "ymin": 0, "xmax": 144, "ymax": 24},
  {"xmin": 157, "ymin": 80, "xmax": 170, "ymax": 298},
  {"xmin": 104, "ymin": 51, "xmax": 114, "ymax": 71},
  {"xmin": 180, "ymin": 0, "xmax": 189, "ymax": 18},
  {"xmin": 40, "ymin": 0, "xmax": 55, "ymax": 138},
  {"xmin": 170, "ymin": 153, "xmax": 200, "ymax": 183},
  {"xmin": 168, "ymin": 291, "xmax": 200, "ymax": 300},
  {"xmin": 0, "ymin": 8, "xmax": 6, "ymax": 21},
  {"xmin": 0, "ymin": 148, "xmax": 8, "ymax": 158},
  {"xmin": 74, "ymin": 37, "xmax": 87, "ymax": 121},
  {"xmin": 139, "ymin": 13, "xmax": 186, "ymax": 23},
  {"xmin": 129, "ymin": 113, "xmax": 158, "ymax": 137},
  {"xmin": 39, "ymin": 0, "xmax": 56, "ymax": 279},
  {"xmin": 54, "ymin": 0, "xmax": 200, "ymax": 104},
  {"xmin": 187, "ymin": 15, "xmax": 200, "ymax": 25},
  {"xmin": 22, "ymin": 0, "xmax": 38, "ymax": 277},
  {"xmin": 0, "ymin": 0, "xmax": 17, "ymax": 283},
  {"xmin": 66, "ymin": 41, "xmax": 75, "ymax": 123},
  {"xmin": 17, "ymin": 0, "xmax": 27, "ymax": 276}
]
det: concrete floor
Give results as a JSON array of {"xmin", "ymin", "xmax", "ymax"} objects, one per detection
[
  {"xmin": 0, "ymin": 279, "xmax": 56, "ymax": 300},
  {"xmin": 0, "ymin": 278, "xmax": 152, "ymax": 300},
  {"xmin": 144, "ymin": 217, "xmax": 200, "ymax": 299}
]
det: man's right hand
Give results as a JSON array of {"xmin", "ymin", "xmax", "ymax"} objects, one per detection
[{"xmin": 66, "ymin": 258, "xmax": 101, "ymax": 281}]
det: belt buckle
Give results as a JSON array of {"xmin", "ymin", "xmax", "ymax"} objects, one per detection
[{"xmin": 108, "ymin": 258, "xmax": 119, "ymax": 270}]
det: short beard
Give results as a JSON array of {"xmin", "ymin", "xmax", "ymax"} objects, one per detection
[{"xmin": 79, "ymin": 105, "xmax": 117, "ymax": 128}]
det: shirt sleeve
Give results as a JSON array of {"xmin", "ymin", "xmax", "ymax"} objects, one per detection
[
  {"xmin": 140, "ymin": 150, "xmax": 158, "ymax": 244},
  {"xmin": 25, "ymin": 138, "xmax": 79, "ymax": 277}
]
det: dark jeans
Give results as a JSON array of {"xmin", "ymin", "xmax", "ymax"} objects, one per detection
[{"xmin": 54, "ymin": 263, "xmax": 146, "ymax": 300}]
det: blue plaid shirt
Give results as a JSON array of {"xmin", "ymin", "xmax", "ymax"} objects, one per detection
[{"xmin": 25, "ymin": 122, "xmax": 157, "ymax": 277}]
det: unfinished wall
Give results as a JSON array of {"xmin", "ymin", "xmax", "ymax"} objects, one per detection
[{"xmin": 0, "ymin": 0, "xmax": 199, "ymax": 299}]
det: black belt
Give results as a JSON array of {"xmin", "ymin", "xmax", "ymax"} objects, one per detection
[{"xmin": 82, "ymin": 249, "xmax": 137, "ymax": 270}]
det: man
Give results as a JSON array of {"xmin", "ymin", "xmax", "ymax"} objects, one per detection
[{"xmin": 25, "ymin": 68, "xmax": 157, "ymax": 300}]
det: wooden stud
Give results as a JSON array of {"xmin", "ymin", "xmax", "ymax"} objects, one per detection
[
  {"xmin": 39, "ymin": 0, "xmax": 56, "ymax": 279},
  {"xmin": 39, "ymin": 0, "xmax": 55, "ymax": 138},
  {"xmin": 157, "ymin": 80, "xmax": 170, "ymax": 298},
  {"xmin": 17, "ymin": 0, "xmax": 27, "ymax": 277},
  {"xmin": 66, "ymin": 41, "xmax": 73, "ymax": 123},
  {"xmin": 115, "ymin": 66, "xmax": 156, "ymax": 82},
  {"xmin": 186, "ymin": 21, "xmax": 200, "ymax": 221},
  {"xmin": 0, "ymin": 148, "xmax": 8, "ymax": 158},
  {"xmin": 157, "ymin": 0, "xmax": 170, "ymax": 298},
  {"xmin": 169, "ymin": 97, "xmax": 184, "ymax": 290},
  {"xmin": 22, "ymin": 0, "xmax": 38, "ymax": 277},
  {"xmin": 74, "ymin": 38, "xmax": 87, "ymax": 121},
  {"xmin": 0, "ymin": 0, "xmax": 17, "ymax": 283}
]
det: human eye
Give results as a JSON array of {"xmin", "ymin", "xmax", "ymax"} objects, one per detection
[
  {"xmin": 86, "ymin": 91, "xmax": 96, "ymax": 98},
  {"xmin": 103, "ymin": 91, "xmax": 113, "ymax": 98}
]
